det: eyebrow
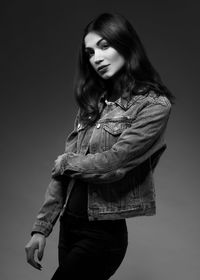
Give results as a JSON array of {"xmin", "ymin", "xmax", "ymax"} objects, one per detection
[{"xmin": 85, "ymin": 38, "xmax": 106, "ymax": 50}]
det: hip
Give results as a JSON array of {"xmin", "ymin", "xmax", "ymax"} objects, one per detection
[{"xmin": 59, "ymin": 210, "xmax": 128, "ymax": 250}]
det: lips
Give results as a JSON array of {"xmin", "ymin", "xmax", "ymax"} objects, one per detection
[{"xmin": 97, "ymin": 65, "xmax": 109, "ymax": 72}]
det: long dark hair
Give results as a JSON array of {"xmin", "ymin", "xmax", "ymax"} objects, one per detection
[{"xmin": 74, "ymin": 13, "xmax": 175, "ymax": 125}]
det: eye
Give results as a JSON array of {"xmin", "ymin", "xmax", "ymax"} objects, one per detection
[
  {"xmin": 100, "ymin": 41, "xmax": 110, "ymax": 50},
  {"xmin": 85, "ymin": 48, "xmax": 94, "ymax": 58}
]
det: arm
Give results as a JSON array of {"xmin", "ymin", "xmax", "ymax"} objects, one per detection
[
  {"xmin": 53, "ymin": 98, "xmax": 171, "ymax": 183},
  {"xmin": 26, "ymin": 110, "xmax": 80, "ymax": 268},
  {"xmin": 26, "ymin": 178, "xmax": 67, "ymax": 270},
  {"xmin": 31, "ymin": 178, "xmax": 68, "ymax": 237},
  {"xmin": 63, "ymin": 109, "xmax": 79, "ymax": 153},
  {"xmin": 31, "ymin": 111, "xmax": 80, "ymax": 236}
]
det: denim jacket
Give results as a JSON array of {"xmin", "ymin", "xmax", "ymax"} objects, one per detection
[{"xmin": 32, "ymin": 90, "xmax": 171, "ymax": 237}]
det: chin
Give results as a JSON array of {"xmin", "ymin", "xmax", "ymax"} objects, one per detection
[
  {"xmin": 101, "ymin": 72, "xmax": 114, "ymax": 80},
  {"xmin": 101, "ymin": 75, "xmax": 111, "ymax": 80}
]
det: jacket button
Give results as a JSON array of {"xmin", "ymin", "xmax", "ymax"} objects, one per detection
[
  {"xmin": 77, "ymin": 123, "xmax": 83, "ymax": 130},
  {"xmin": 96, "ymin": 123, "xmax": 101, "ymax": 128}
]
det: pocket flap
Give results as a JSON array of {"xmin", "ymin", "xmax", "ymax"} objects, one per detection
[{"xmin": 103, "ymin": 121, "xmax": 130, "ymax": 135}]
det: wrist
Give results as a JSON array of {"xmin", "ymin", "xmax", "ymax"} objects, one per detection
[{"xmin": 31, "ymin": 231, "xmax": 45, "ymax": 237}]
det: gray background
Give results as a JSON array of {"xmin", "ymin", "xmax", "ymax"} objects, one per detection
[{"xmin": 1, "ymin": 0, "xmax": 200, "ymax": 279}]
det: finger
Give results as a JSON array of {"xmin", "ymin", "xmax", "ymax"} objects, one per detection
[
  {"xmin": 55, "ymin": 155, "xmax": 64, "ymax": 164},
  {"xmin": 38, "ymin": 239, "xmax": 45, "ymax": 261},
  {"xmin": 55, "ymin": 155, "xmax": 61, "ymax": 162},
  {"xmin": 25, "ymin": 245, "xmax": 42, "ymax": 270},
  {"xmin": 54, "ymin": 159, "xmax": 60, "ymax": 167}
]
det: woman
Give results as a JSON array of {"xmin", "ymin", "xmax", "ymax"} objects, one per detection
[{"xmin": 25, "ymin": 13, "xmax": 174, "ymax": 279}]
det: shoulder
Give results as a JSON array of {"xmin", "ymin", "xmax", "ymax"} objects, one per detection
[
  {"xmin": 146, "ymin": 90, "xmax": 171, "ymax": 108},
  {"xmin": 130, "ymin": 90, "xmax": 172, "ymax": 120},
  {"xmin": 133, "ymin": 90, "xmax": 171, "ymax": 109}
]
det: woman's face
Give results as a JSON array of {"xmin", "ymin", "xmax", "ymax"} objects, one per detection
[{"xmin": 84, "ymin": 32, "xmax": 125, "ymax": 80}]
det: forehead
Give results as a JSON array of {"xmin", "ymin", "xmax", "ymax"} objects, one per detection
[{"xmin": 84, "ymin": 32, "xmax": 104, "ymax": 48}]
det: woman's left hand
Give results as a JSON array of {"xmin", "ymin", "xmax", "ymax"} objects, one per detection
[{"xmin": 52, "ymin": 154, "xmax": 66, "ymax": 177}]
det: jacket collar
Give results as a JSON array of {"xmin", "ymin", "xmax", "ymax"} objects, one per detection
[{"xmin": 99, "ymin": 90, "xmax": 146, "ymax": 110}]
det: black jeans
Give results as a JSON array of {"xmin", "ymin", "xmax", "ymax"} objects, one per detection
[{"xmin": 51, "ymin": 212, "xmax": 128, "ymax": 280}]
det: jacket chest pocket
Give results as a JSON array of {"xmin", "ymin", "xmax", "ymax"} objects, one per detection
[{"xmin": 102, "ymin": 118, "xmax": 132, "ymax": 150}]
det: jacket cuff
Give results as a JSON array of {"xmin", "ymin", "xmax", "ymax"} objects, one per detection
[{"xmin": 31, "ymin": 220, "xmax": 53, "ymax": 237}]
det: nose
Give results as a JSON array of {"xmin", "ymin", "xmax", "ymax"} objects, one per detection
[{"xmin": 93, "ymin": 50, "xmax": 104, "ymax": 65}]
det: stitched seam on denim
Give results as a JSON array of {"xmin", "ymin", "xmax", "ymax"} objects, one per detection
[{"xmin": 67, "ymin": 135, "xmax": 165, "ymax": 174}]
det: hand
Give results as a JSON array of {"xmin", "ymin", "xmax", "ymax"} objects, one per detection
[
  {"xmin": 52, "ymin": 154, "xmax": 66, "ymax": 177},
  {"xmin": 55, "ymin": 154, "xmax": 64, "ymax": 170},
  {"xmin": 25, "ymin": 233, "xmax": 46, "ymax": 270}
]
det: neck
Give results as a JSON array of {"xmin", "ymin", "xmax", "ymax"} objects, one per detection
[
  {"xmin": 105, "ymin": 83, "xmax": 131, "ymax": 103},
  {"xmin": 105, "ymin": 77, "xmax": 121, "ymax": 102}
]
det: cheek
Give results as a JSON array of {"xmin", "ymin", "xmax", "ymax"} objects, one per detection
[
  {"xmin": 109, "ymin": 50, "xmax": 125, "ymax": 67},
  {"xmin": 89, "ymin": 58, "xmax": 95, "ymax": 69}
]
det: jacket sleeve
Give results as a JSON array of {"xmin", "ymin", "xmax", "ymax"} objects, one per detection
[
  {"xmin": 64, "ymin": 110, "xmax": 79, "ymax": 153},
  {"xmin": 57, "ymin": 99, "xmax": 171, "ymax": 184},
  {"xmin": 31, "ymin": 113, "xmax": 79, "ymax": 237},
  {"xmin": 31, "ymin": 178, "xmax": 67, "ymax": 237}
]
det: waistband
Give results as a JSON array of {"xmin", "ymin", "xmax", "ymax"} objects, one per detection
[{"xmin": 61, "ymin": 210, "xmax": 127, "ymax": 233}]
